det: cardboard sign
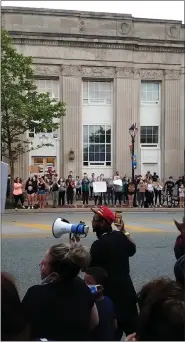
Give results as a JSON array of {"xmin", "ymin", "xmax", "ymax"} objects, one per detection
[
  {"xmin": 93, "ymin": 181, "xmax": 107, "ymax": 193},
  {"xmin": 113, "ymin": 179, "xmax": 122, "ymax": 186}
]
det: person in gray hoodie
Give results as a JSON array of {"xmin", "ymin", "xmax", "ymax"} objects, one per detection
[{"xmin": 114, "ymin": 178, "xmax": 123, "ymax": 206}]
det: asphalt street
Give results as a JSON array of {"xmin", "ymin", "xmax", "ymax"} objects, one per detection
[{"xmin": 2, "ymin": 211, "xmax": 182, "ymax": 299}]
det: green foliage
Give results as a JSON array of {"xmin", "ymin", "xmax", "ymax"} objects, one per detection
[{"xmin": 1, "ymin": 30, "xmax": 66, "ymax": 167}]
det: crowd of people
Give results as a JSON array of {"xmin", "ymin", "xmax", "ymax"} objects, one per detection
[
  {"xmin": 8, "ymin": 171, "xmax": 185, "ymax": 209},
  {"xmin": 2, "ymin": 208, "xmax": 185, "ymax": 341}
]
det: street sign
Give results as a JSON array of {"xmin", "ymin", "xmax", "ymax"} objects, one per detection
[{"xmin": 132, "ymin": 155, "xmax": 137, "ymax": 169}]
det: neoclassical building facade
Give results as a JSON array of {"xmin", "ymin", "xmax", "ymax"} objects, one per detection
[{"xmin": 2, "ymin": 6, "xmax": 185, "ymax": 180}]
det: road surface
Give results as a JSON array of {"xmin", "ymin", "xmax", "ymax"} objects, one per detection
[{"xmin": 2, "ymin": 211, "xmax": 181, "ymax": 299}]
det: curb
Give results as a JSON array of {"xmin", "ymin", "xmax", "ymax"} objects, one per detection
[{"xmin": 3, "ymin": 208, "xmax": 184, "ymax": 215}]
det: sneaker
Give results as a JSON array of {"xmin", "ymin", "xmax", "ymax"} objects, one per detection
[
  {"xmin": 32, "ymin": 206, "xmax": 34, "ymax": 209},
  {"xmin": 22, "ymin": 206, "xmax": 25, "ymax": 209},
  {"xmin": 15, "ymin": 207, "xmax": 18, "ymax": 210},
  {"xmin": 28, "ymin": 206, "xmax": 30, "ymax": 209}
]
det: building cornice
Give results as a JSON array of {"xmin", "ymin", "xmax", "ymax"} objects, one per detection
[
  {"xmin": 2, "ymin": 6, "xmax": 183, "ymax": 25},
  {"xmin": 33, "ymin": 64, "xmax": 182, "ymax": 80},
  {"xmin": 12, "ymin": 37, "xmax": 185, "ymax": 54}
]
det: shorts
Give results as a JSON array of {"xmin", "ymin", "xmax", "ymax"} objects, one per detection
[
  {"xmin": 27, "ymin": 192, "xmax": 34, "ymax": 196},
  {"xmin": 38, "ymin": 190, "xmax": 45, "ymax": 195}
]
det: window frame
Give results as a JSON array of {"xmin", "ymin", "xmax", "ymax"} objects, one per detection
[
  {"xmin": 83, "ymin": 81, "xmax": 112, "ymax": 105},
  {"xmin": 140, "ymin": 126, "xmax": 159, "ymax": 146},
  {"xmin": 83, "ymin": 124, "xmax": 112, "ymax": 166},
  {"xmin": 140, "ymin": 81, "xmax": 160, "ymax": 104}
]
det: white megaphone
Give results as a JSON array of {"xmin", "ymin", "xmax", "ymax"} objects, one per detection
[{"xmin": 52, "ymin": 218, "xmax": 89, "ymax": 239}]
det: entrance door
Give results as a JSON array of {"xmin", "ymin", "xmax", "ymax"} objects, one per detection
[{"xmin": 141, "ymin": 163, "xmax": 159, "ymax": 178}]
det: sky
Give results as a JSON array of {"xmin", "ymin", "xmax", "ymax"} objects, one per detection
[{"xmin": 2, "ymin": 1, "xmax": 184, "ymax": 23}]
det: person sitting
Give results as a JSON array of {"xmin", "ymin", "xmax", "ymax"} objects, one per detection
[
  {"xmin": 126, "ymin": 278, "xmax": 185, "ymax": 341},
  {"xmin": 1, "ymin": 272, "xmax": 31, "ymax": 341},
  {"xmin": 84, "ymin": 267, "xmax": 117, "ymax": 341},
  {"xmin": 22, "ymin": 243, "xmax": 99, "ymax": 341}
]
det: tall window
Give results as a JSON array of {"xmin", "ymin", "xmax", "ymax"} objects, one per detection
[
  {"xmin": 140, "ymin": 126, "xmax": 159, "ymax": 144},
  {"xmin": 141, "ymin": 82, "xmax": 160, "ymax": 102},
  {"xmin": 35, "ymin": 79, "xmax": 59, "ymax": 101},
  {"xmin": 83, "ymin": 125, "xmax": 111, "ymax": 166},
  {"xmin": 83, "ymin": 81, "xmax": 112, "ymax": 104}
]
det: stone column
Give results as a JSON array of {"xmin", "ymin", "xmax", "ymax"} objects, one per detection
[
  {"xmin": 164, "ymin": 69, "xmax": 181, "ymax": 178},
  {"xmin": 61, "ymin": 66, "xmax": 82, "ymax": 177},
  {"xmin": 115, "ymin": 68, "xmax": 140, "ymax": 177}
]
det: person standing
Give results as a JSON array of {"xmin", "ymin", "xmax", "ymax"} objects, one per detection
[
  {"xmin": 114, "ymin": 177, "xmax": 122, "ymax": 207},
  {"xmin": 75, "ymin": 176, "xmax": 82, "ymax": 201},
  {"xmin": 137, "ymin": 180, "xmax": 146, "ymax": 208},
  {"xmin": 58, "ymin": 178, "xmax": 66, "ymax": 206},
  {"xmin": 127, "ymin": 179, "xmax": 135, "ymax": 208},
  {"xmin": 25, "ymin": 177, "xmax": 35, "ymax": 209},
  {"xmin": 82, "ymin": 173, "xmax": 90, "ymax": 207},
  {"xmin": 66, "ymin": 175, "xmax": 75, "ymax": 206},
  {"xmin": 89, "ymin": 206, "xmax": 138, "ymax": 340},
  {"xmin": 38, "ymin": 177, "xmax": 46, "ymax": 209},
  {"xmin": 13, "ymin": 177, "xmax": 25, "ymax": 210},
  {"xmin": 146, "ymin": 179, "xmax": 154, "ymax": 208},
  {"xmin": 107, "ymin": 177, "xmax": 114, "ymax": 206},
  {"xmin": 89, "ymin": 173, "xmax": 96, "ymax": 200},
  {"xmin": 179, "ymin": 184, "xmax": 185, "ymax": 208},
  {"xmin": 50, "ymin": 178, "xmax": 59, "ymax": 208}
]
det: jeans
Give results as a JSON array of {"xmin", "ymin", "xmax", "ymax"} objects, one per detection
[
  {"xmin": 52, "ymin": 191, "xmax": 58, "ymax": 207},
  {"xmin": 67, "ymin": 190, "xmax": 74, "ymax": 205},
  {"xmin": 82, "ymin": 191, "xmax": 89, "ymax": 205},
  {"xmin": 58, "ymin": 191, "xmax": 65, "ymax": 206},
  {"xmin": 154, "ymin": 190, "xmax": 162, "ymax": 205},
  {"xmin": 107, "ymin": 190, "xmax": 114, "ymax": 205},
  {"xmin": 138, "ymin": 192, "xmax": 145, "ymax": 207},
  {"xmin": 115, "ymin": 192, "xmax": 122, "ymax": 205},
  {"xmin": 90, "ymin": 186, "xmax": 93, "ymax": 199}
]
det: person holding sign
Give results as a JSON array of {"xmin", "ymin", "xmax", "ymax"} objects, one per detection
[{"xmin": 93, "ymin": 177, "xmax": 107, "ymax": 206}]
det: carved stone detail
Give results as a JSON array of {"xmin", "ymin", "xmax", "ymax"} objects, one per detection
[
  {"xmin": 116, "ymin": 67, "xmax": 134, "ymax": 78},
  {"xmin": 117, "ymin": 20, "xmax": 133, "ymax": 36},
  {"xmin": 12, "ymin": 38, "xmax": 184, "ymax": 54},
  {"xmin": 61, "ymin": 65, "xmax": 82, "ymax": 77},
  {"xmin": 164, "ymin": 69, "xmax": 182, "ymax": 79},
  {"xmin": 133, "ymin": 69, "xmax": 141, "ymax": 79},
  {"xmin": 140, "ymin": 69, "xmax": 164, "ymax": 80},
  {"xmin": 34, "ymin": 64, "xmax": 60, "ymax": 76},
  {"xmin": 166, "ymin": 24, "xmax": 180, "ymax": 39},
  {"xmin": 79, "ymin": 18, "xmax": 85, "ymax": 33},
  {"xmin": 81, "ymin": 66, "xmax": 115, "ymax": 77}
]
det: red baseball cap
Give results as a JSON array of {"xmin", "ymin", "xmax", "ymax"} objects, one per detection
[{"xmin": 91, "ymin": 206, "xmax": 115, "ymax": 224}]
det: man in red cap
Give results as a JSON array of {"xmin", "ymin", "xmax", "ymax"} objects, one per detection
[{"xmin": 90, "ymin": 206, "xmax": 138, "ymax": 340}]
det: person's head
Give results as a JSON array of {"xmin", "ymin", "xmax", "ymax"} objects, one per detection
[
  {"xmin": 40, "ymin": 243, "xmax": 90, "ymax": 282},
  {"xmin": 140, "ymin": 180, "xmax": 143, "ymax": 184},
  {"xmin": 180, "ymin": 183, "xmax": 184, "ymax": 188},
  {"xmin": 76, "ymin": 176, "xmax": 79, "ymax": 180},
  {"xmin": 8, "ymin": 174, "xmax": 11, "ymax": 179},
  {"xmin": 116, "ymin": 171, "xmax": 119, "ymax": 176},
  {"xmin": 169, "ymin": 176, "xmax": 173, "ymax": 180},
  {"xmin": 83, "ymin": 173, "xmax": 87, "ymax": 179},
  {"xmin": 68, "ymin": 175, "xmax": 72, "ymax": 180},
  {"xmin": 84, "ymin": 267, "xmax": 108, "ymax": 287},
  {"xmin": 92, "ymin": 173, "xmax": 95, "ymax": 177},
  {"xmin": 69, "ymin": 171, "xmax": 73, "ymax": 176},
  {"xmin": 137, "ymin": 277, "xmax": 185, "ymax": 341},
  {"xmin": 15, "ymin": 177, "xmax": 22, "ymax": 183},
  {"xmin": 1, "ymin": 272, "xmax": 30, "ymax": 341},
  {"xmin": 174, "ymin": 255, "xmax": 185, "ymax": 288},
  {"xmin": 84, "ymin": 267, "xmax": 108, "ymax": 300},
  {"xmin": 91, "ymin": 206, "xmax": 115, "ymax": 239},
  {"xmin": 128, "ymin": 178, "xmax": 132, "ymax": 184}
]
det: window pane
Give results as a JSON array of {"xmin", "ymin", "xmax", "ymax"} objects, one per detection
[
  {"xmin": 95, "ymin": 125, "xmax": 101, "ymax": 133},
  {"xmin": 153, "ymin": 135, "xmax": 158, "ymax": 143},
  {"xmin": 141, "ymin": 91, "xmax": 146, "ymax": 101},
  {"xmin": 146, "ymin": 127, "xmax": 152, "ymax": 135},
  {"xmin": 100, "ymin": 153, "xmax": 105, "ymax": 161},
  {"xmin": 140, "ymin": 135, "xmax": 147, "ymax": 143},
  {"xmin": 89, "ymin": 144, "xmax": 95, "ymax": 153},
  {"xmin": 147, "ymin": 83, "xmax": 153, "ymax": 91},
  {"xmin": 95, "ymin": 153, "xmax": 99, "ymax": 161},
  {"xmin": 34, "ymin": 157, "xmax": 43, "ymax": 164},
  {"xmin": 152, "ymin": 91, "xmax": 159, "ymax": 101},
  {"xmin": 140, "ymin": 127, "xmax": 146, "ymax": 134},
  {"xmin": 100, "ymin": 135, "xmax": 105, "ymax": 143},
  {"xmin": 89, "ymin": 153, "xmax": 94, "ymax": 161},
  {"xmin": 83, "ymin": 134, "xmax": 88, "ymax": 143},
  {"xmin": 106, "ymin": 145, "xmax": 111, "ymax": 153},
  {"xmin": 106, "ymin": 153, "xmax": 111, "ymax": 161},
  {"xmin": 106, "ymin": 135, "xmax": 111, "ymax": 143},
  {"xmin": 141, "ymin": 82, "xmax": 147, "ymax": 91},
  {"xmin": 83, "ymin": 153, "xmax": 88, "ymax": 161},
  {"xmin": 95, "ymin": 145, "xmax": 100, "ymax": 153},
  {"xmin": 147, "ymin": 92, "xmax": 153, "ymax": 101},
  {"xmin": 99, "ymin": 145, "xmax": 105, "ymax": 153},
  {"xmin": 152, "ymin": 83, "xmax": 159, "ymax": 92},
  {"xmin": 146, "ymin": 135, "xmax": 152, "ymax": 143},
  {"xmin": 153, "ymin": 126, "xmax": 158, "ymax": 135},
  {"xmin": 94, "ymin": 134, "xmax": 100, "ymax": 143}
]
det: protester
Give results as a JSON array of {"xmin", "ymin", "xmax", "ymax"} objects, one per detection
[
  {"xmin": 179, "ymin": 183, "xmax": 185, "ymax": 208},
  {"xmin": 50, "ymin": 178, "xmax": 59, "ymax": 208},
  {"xmin": 25, "ymin": 177, "xmax": 35, "ymax": 209},
  {"xmin": 38, "ymin": 177, "xmax": 46, "ymax": 209},
  {"xmin": 85, "ymin": 267, "xmax": 117, "ymax": 341},
  {"xmin": 107, "ymin": 177, "xmax": 114, "ymax": 206},
  {"xmin": 66, "ymin": 175, "xmax": 75, "ymax": 206},
  {"xmin": 22, "ymin": 243, "xmax": 99, "ymax": 341},
  {"xmin": 89, "ymin": 173, "xmax": 96, "ymax": 200},
  {"xmin": 58, "ymin": 177, "xmax": 66, "ymax": 206},
  {"xmin": 127, "ymin": 179, "xmax": 135, "ymax": 208},
  {"xmin": 75, "ymin": 176, "xmax": 82, "ymax": 201},
  {"xmin": 137, "ymin": 180, "xmax": 146, "ymax": 208},
  {"xmin": 89, "ymin": 206, "xmax": 138, "ymax": 340},
  {"xmin": 114, "ymin": 177, "xmax": 122, "ymax": 207},
  {"xmin": 135, "ymin": 278, "xmax": 185, "ymax": 341},
  {"xmin": 13, "ymin": 177, "xmax": 25, "ymax": 210},
  {"xmin": 32, "ymin": 175, "xmax": 38, "ymax": 206},
  {"xmin": 82, "ymin": 173, "xmax": 90, "ymax": 206},
  {"xmin": 1, "ymin": 272, "xmax": 31, "ymax": 341}
]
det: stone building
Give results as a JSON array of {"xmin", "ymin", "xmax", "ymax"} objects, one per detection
[{"xmin": 2, "ymin": 6, "xmax": 185, "ymax": 180}]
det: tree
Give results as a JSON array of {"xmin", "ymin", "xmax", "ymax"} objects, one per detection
[{"xmin": 1, "ymin": 30, "xmax": 66, "ymax": 192}]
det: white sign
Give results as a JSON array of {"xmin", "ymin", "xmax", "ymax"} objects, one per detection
[
  {"xmin": 113, "ymin": 179, "xmax": 122, "ymax": 186},
  {"xmin": 93, "ymin": 181, "xmax": 107, "ymax": 193}
]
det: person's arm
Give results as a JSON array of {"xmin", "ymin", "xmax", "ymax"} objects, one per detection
[
  {"xmin": 119, "ymin": 222, "xmax": 136, "ymax": 257},
  {"xmin": 89, "ymin": 303, "xmax": 99, "ymax": 330},
  {"xmin": 89, "ymin": 241, "xmax": 102, "ymax": 268}
]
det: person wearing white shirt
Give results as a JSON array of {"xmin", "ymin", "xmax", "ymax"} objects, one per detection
[{"xmin": 146, "ymin": 180, "xmax": 154, "ymax": 208}]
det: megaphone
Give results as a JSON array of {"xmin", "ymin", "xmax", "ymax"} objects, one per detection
[{"xmin": 52, "ymin": 218, "xmax": 89, "ymax": 239}]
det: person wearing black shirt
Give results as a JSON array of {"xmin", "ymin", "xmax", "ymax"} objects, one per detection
[
  {"xmin": 152, "ymin": 172, "xmax": 158, "ymax": 182},
  {"xmin": 22, "ymin": 243, "xmax": 99, "ymax": 341},
  {"xmin": 164, "ymin": 177, "xmax": 175, "ymax": 194},
  {"xmin": 90, "ymin": 206, "xmax": 138, "ymax": 340}
]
